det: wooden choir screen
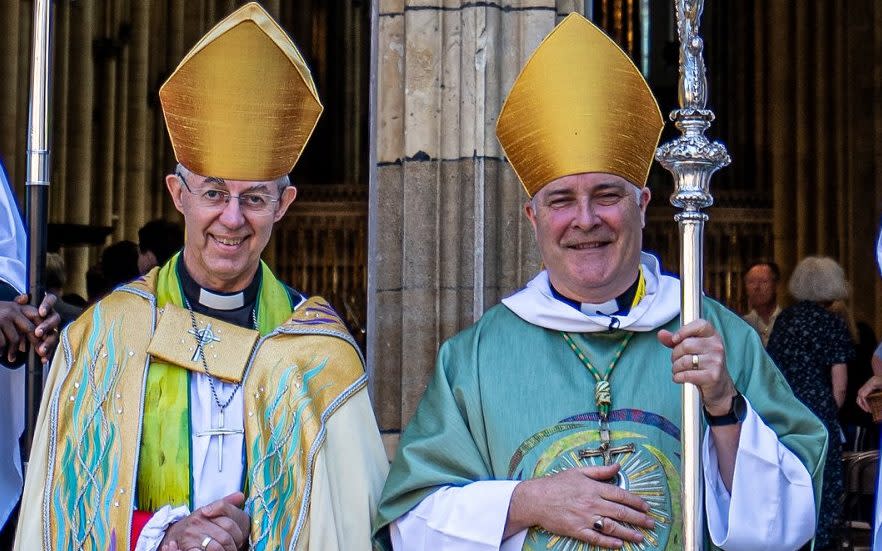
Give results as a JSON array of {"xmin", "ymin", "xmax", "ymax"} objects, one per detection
[
  {"xmin": 267, "ymin": 185, "xmax": 368, "ymax": 351},
  {"xmin": 644, "ymin": 206, "xmax": 774, "ymax": 315}
]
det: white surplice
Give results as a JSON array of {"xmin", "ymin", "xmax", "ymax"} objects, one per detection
[{"xmin": 0, "ymin": 160, "xmax": 26, "ymax": 531}]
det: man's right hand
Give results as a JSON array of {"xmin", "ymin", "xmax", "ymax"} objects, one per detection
[
  {"xmin": 0, "ymin": 298, "xmax": 37, "ymax": 363},
  {"xmin": 505, "ymin": 464, "xmax": 656, "ymax": 549},
  {"xmin": 160, "ymin": 492, "xmax": 251, "ymax": 551}
]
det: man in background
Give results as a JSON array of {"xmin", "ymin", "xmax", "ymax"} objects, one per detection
[
  {"xmin": 137, "ymin": 219, "xmax": 184, "ymax": 275},
  {"xmin": 742, "ymin": 261, "xmax": 781, "ymax": 347}
]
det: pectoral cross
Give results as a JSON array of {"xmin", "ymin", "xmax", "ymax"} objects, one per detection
[
  {"xmin": 188, "ymin": 323, "xmax": 221, "ymax": 362},
  {"xmin": 195, "ymin": 409, "xmax": 244, "ymax": 471},
  {"xmin": 579, "ymin": 441, "xmax": 636, "ymax": 465},
  {"xmin": 578, "ymin": 421, "xmax": 635, "ymax": 466}
]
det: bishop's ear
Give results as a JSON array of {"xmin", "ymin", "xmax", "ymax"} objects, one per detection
[
  {"xmin": 274, "ymin": 185, "xmax": 298, "ymax": 222},
  {"xmin": 165, "ymin": 173, "xmax": 186, "ymax": 213}
]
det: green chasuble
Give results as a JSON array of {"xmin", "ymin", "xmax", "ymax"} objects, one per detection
[{"xmin": 374, "ymin": 298, "xmax": 827, "ymax": 550}]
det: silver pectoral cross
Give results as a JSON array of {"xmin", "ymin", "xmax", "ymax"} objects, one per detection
[
  {"xmin": 188, "ymin": 323, "xmax": 221, "ymax": 362},
  {"xmin": 195, "ymin": 409, "xmax": 244, "ymax": 471}
]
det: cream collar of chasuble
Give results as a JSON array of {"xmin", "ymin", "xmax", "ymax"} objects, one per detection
[{"xmin": 502, "ymin": 252, "xmax": 680, "ymax": 333}]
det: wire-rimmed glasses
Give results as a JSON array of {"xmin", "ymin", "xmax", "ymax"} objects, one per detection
[{"xmin": 176, "ymin": 171, "xmax": 281, "ymax": 216}]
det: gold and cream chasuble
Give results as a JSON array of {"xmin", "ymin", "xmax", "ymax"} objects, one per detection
[{"xmin": 14, "ymin": 269, "xmax": 387, "ymax": 550}]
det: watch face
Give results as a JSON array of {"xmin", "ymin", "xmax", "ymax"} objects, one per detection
[{"xmin": 733, "ymin": 392, "xmax": 747, "ymax": 422}]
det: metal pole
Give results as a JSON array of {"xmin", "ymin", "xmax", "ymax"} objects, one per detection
[
  {"xmin": 655, "ymin": 1, "xmax": 729, "ymax": 549},
  {"xmin": 23, "ymin": 0, "xmax": 54, "ymax": 472}
]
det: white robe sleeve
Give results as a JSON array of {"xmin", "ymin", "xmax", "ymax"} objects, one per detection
[
  {"xmin": 703, "ymin": 397, "xmax": 815, "ymax": 550},
  {"xmin": 133, "ymin": 505, "xmax": 190, "ymax": 551},
  {"xmin": 390, "ymin": 481, "xmax": 526, "ymax": 551}
]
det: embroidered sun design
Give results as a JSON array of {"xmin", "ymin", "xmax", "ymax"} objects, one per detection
[{"xmin": 516, "ymin": 427, "xmax": 677, "ymax": 551}]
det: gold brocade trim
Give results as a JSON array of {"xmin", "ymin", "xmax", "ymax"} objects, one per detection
[
  {"xmin": 148, "ymin": 303, "xmax": 258, "ymax": 382},
  {"xmin": 46, "ymin": 290, "xmax": 152, "ymax": 551},
  {"xmin": 244, "ymin": 299, "xmax": 365, "ymax": 549}
]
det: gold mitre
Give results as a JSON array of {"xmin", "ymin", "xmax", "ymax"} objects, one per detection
[
  {"xmin": 496, "ymin": 13, "xmax": 663, "ymax": 197},
  {"xmin": 159, "ymin": 2, "xmax": 322, "ymax": 181}
]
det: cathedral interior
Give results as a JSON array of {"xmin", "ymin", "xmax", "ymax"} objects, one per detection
[{"xmin": 1, "ymin": 1, "xmax": 881, "ymax": 420}]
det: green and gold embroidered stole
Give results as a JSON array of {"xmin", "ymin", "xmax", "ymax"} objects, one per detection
[{"xmin": 136, "ymin": 254, "xmax": 293, "ymax": 511}]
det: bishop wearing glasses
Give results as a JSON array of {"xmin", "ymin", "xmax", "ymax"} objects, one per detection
[{"xmin": 14, "ymin": 4, "xmax": 388, "ymax": 551}]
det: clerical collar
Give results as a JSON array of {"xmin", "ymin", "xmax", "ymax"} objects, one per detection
[
  {"xmin": 177, "ymin": 258, "xmax": 261, "ymax": 327},
  {"xmin": 550, "ymin": 272, "xmax": 642, "ymax": 318}
]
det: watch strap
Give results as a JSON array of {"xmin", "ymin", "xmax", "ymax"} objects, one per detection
[{"xmin": 703, "ymin": 391, "xmax": 746, "ymax": 426}]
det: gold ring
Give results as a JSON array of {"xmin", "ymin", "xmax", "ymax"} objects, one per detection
[
  {"xmin": 593, "ymin": 516, "xmax": 605, "ymax": 531},
  {"xmin": 691, "ymin": 354, "xmax": 699, "ymax": 370},
  {"xmin": 201, "ymin": 536, "xmax": 213, "ymax": 550}
]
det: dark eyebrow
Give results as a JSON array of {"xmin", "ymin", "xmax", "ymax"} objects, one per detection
[
  {"xmin": 242, "ymin": 183, "xmax": 272, "ymax": 194},
  {"xmin": 203, "ymin": 176, "xmax": 227, "ymax": 187}
]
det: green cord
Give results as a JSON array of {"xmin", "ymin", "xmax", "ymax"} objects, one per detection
[{"xmin": 561, "ymin": 331, "xmax": 633, "ymax": 418}]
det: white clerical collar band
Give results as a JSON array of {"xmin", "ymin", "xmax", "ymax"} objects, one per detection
[
  {"xmin": 580, "ymin": 298, "xmax": 620, "ymax": 317},
  {"xmin": 198, "ymin": 287, "xmax": 245, "ymax": 310}
]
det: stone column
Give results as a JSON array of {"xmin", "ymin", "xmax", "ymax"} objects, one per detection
[
  {"xmin": 369, "ymin": 1, "xmax": 563, "ymax": 454},
  {"xmin": 65, "ymin": 0, "xmax": 96, "ymax": 297},
  {"xmin": 123, "ymin": 0, "xmax": 150, "ymax": 238},
  {"xmin": 0, "ymin": 1, "xmax": 21, "ymax": 190}
]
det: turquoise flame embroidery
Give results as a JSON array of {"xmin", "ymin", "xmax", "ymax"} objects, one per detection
[
  {"xmin": 248, "ymin": 357, "xmax": 329, "ymax": 550},
  {"xmin": 52, "ymin": 306, "xmax": 126, "ymax": 550}
]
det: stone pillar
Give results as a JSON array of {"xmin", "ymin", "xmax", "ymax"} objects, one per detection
[
  {"xmin": 123, "ymin": 0, "xmax": 150, "ymax": 238},
  {"xmin": 65, "ymin": 0, "xmax": 95, "ymax": 297},
  {"xmin": 0, "ymin": 1, "xmax": 21, "ymax": 190},
  {"xmin": 369, "ymin": 1, "xmax": 562, "ymax": 454}
]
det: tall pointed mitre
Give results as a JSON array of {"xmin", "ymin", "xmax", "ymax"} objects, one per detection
[
  {"xmin": 159, "ymin": 2, "xmax": 322, "ymax": 181},
  {"xmin": 496, "ymin": 13, "xmax": 663, "ymax": 197}
]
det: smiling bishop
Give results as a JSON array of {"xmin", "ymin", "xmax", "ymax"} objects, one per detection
[
  {"xmin": 15, "ymin": 4, "xmax": 388, "ymax": 551},
  {"xmin": 374, "ymin": 13, "xmax": 826, "ymax": 551}
]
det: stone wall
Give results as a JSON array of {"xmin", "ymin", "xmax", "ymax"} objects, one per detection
[{"xmin": 369, "ymin": 1, "xmax": 584, "ymax": 455}]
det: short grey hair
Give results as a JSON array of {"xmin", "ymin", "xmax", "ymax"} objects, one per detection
[
  {"xmin": 175, "ymin": 162, "xmax": 290, "ymax": 192},
  {"xmin": 788, "ymin": 256, "xmax": 849, "ymax": 302}
]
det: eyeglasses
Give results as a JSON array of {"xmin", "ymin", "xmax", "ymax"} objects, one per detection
[{"xmin": 176, "ymin": 171, "xmax": 281, "ymax": 216}]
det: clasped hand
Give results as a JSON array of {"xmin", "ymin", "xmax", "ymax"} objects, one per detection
[
  {"xmin": 0, "ymin": 293, "xmax": 60, "ymax": 364},
  {"xmin": 160, "ymin": 492, "xmax": 250, "ymax": 551}
]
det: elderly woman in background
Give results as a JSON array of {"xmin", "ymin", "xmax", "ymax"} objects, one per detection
[{"xmin": 767, "ymin": 256, "xmax": 856, "ymax": 550}]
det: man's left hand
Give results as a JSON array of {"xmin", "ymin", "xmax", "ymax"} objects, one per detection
[{"xmin": 658, "ymin": 319, "xmax": 736, "ymax": 415}]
